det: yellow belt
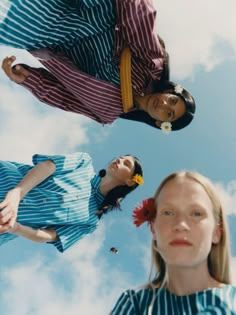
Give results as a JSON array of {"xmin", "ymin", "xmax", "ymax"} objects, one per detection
[{"xmin": 120, "ymin": 47, "xmax": 133, "ymax": 113}]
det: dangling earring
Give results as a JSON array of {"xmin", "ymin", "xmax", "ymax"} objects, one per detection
[{"xmin": 99, "ymin": 169, "xmax": 106, "ymax": 177}]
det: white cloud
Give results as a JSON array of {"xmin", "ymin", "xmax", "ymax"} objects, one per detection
[
  {"xmin": 1, "ymin": 224, "xmax": 131, "ymax": 315},
  {"xmin": 214, "ymin": 181, "xmax": 236, "ymax": 215},
  {"xmin": 0, "ymin": 82, "xmax": 92, "ymax": 161},
  {"xmin": 155, "ymin": 0, "xmax": 236, "ymax": 79},
  {"xmin": 0, "ymin": 49, "xmax": 114, "ymax": 161}
]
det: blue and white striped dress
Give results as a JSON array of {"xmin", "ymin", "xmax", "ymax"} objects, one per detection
[
  {"xmin": 0, "ymin": 152, "xmax": 105, "ymax": 252},
  {"xmin": 0, "ymin": 0, "xmax": 120, "ymax": 85},
  {"xmin": 111, "ymin": 285, "xmax": 236, "ymax": 314}
]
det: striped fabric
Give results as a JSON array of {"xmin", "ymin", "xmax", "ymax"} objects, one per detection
[
  {"xmin": 0, "ymin": 0, "xmax": 165, "ymax": 124},
  {"xmin": 0, "ymin": 152, "xmax": 105, "ymax": 252},
  {"xmin": 111, "ymin": 286, "xmax": 236, "ymax": 314}
]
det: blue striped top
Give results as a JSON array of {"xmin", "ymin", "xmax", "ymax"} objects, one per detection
[
  {"xmin": 0, "ymin": 0, "xmax": 120, "ymax": 85},
  {"xmin": 0, "ymin": 152, "xmax": 105, "ymax": 252},
  {"xmin": 111, "ymin": 285, "xmax": 236, "ymax": 314}
]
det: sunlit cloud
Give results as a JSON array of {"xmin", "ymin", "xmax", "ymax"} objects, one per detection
[
  {"xmin": 155, "ymin": 0, "xmax": 236, "ymax": 79},
  {"xmin": 1, "ymin": 224, "xmax": 132, "ymax": 315},
  {"xmin": 214, "ymin": 181, "xmax": 236, "ymax": 215},
  {"xmin": 0, "ymin": 82, "xmax": 92, "ymax": 161}
]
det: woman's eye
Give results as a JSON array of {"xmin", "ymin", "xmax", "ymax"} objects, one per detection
[
  {"xmin": 163, "ymin": 210, "xmax": 173, "ymax": 216},
  {"xmin": 192, "ymin": 211, "xmax": 202, "ymax": 217},
  {"xmin": 169, "ymin": 96, "xmax": 177, "ymax": 105},
  {"xmin": 124, "ymin": 160, "xmax": 131, "ymax": 168}
]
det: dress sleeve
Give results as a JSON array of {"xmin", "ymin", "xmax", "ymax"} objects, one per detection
[
  {"xmin": 48, "ymin": 222, "xmax": 98, "ymax": 253},
  {"xmin": 32, "ymin": 152, "xmax": 92, "ymax": 176},
  {"xmin": 115, "ymin": 0, "xmax": 164, "ymax": 83},
  {"xmin": 20, "ymin": 67, "xmax": 102, "ymax": 122},
  {"xmin": 20, "ymin": 50, "xmax": 123, "ymax": 124},
  {"xmin": 111, "ymin": 290, "xmax": 139, "ymax": 315}
]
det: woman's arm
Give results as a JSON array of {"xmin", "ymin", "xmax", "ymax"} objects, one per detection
[
  {"xmin": 0, "ymin": 160, "xmax": 56, "ymax": 233},
  {"xmin": 1, "ymin": 56, "xmax": 88, "ymax": 114},
  {"xmin": 116, "ymin": 0, "xmax": 161, "ymax": 53},
  {"xmin": 10, "ymin": 222, "xmax": 58, "ymax": 243},
  {"xmin": 115, "ymin": 0, "xmax": 165, "ymax": 88}
]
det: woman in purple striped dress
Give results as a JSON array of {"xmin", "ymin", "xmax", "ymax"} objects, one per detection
[
  {"xmin": 111, "ymin": 171, "xmax": 236, "ymax": 314},
  {"xmin": 1, "ymin": 0, "xmax": 195, "ymax": 133}
]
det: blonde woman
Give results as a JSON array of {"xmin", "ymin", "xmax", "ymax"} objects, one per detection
[{"xmin": 111, "ymin": 171, "xmax": 236, "ymax": 314}]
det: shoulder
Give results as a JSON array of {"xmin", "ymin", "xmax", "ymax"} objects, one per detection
[
  {"xmin": 111, "ymin": 288, "xmax": 155, "ymax": 314},
  {"xmin": 224, "ymin": 284, "xmax": 236, "ymax": 294},
  {"xmin": 120, "ymin": 287, "xmax": 158, "ymax": 307}
]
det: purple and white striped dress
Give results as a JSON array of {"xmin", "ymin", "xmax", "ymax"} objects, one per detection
[{"xmin": 0, "ymin": 0, "xmax": 165, "ymax": 124}]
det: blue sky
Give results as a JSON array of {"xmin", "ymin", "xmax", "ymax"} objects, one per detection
[{"xmin": 0, "ymin": 0, "xmax": 236, "ymax": 314}]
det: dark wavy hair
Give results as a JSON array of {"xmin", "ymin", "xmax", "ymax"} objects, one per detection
[
  {"xmin": 97, "ymin": 155, "xmax": 143, "ymax": 218},
  {"xmin": 120, "ymin": 36, "xmax": 196, "ymax": 131},
  {"xmin": 120, "ymin": 81, "xmax": 196, "ymax": 131}
]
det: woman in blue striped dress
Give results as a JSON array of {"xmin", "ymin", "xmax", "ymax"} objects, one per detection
[
  {"xmin": 0, "ymin": 0, "xmax": 196, "ymax": 132},
  {"xmin": 111, "ymin": 171, "xmax": 236, "ymax": 314},
  {"xmin": 0, "ymin": 152, "xmax": 143, "ymax": 252}
]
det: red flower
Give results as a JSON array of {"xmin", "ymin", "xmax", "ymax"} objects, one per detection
[{"xmin": 132, "ymin": 198, "xmax": 156, "ymax": 227}]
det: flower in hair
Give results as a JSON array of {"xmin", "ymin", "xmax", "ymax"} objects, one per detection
[
  {"xmin": 161, "ymin": 121, "xmax": 172, "ymax": 135},
  {"xmin": 174, "ymin": 84, "xmax": 183, "ymax": 94},
  {"xmin": 132, "ymin": 174, "xmax": 144, "ymax": 185},
  {"xmin": 132, "ymin": 198, "xmax": 156, "ymax": 227}
]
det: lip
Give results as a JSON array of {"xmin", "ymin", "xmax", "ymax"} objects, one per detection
[{"xmin": 169, "ymin": 239, "xmax": 192, "ymax": 246}]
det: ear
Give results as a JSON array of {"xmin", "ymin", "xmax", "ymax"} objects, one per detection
[
  {"xmin": 212, "ymin": 224, "xmax": 222, "ymax": 244},
  {"xmin": 150, "ymin": 220, "xmax": 156, "ymax": 240},
  {"xmin": 125, "ymin": 178, "xmax": 136, "ymax": 187},
  {"xmin": 155, "ymin": 120, "xmax": 162, "ymax": 128}
]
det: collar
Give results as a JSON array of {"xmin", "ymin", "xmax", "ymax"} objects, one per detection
[{"xmin": 91, "ymin": 174, "xmax": 105, "ymax": 206}]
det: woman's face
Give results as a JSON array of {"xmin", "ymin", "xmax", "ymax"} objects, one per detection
[
  {"xmin": 146, "ymin": 93, "xmax": 186, "ymax": 123},
  {"xmin": 151, "ymin": 177, "xmax": 221, "ymax": 268},
  {"xmin": 106, "ymin": 155, "xmax": 136, "ymax": 186}
]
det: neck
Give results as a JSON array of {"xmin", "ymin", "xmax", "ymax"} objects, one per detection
[
  {"xmin": 165, "ymin": 263, "xmax": 223, "ymax": 296},
  {"xmin": 99, "ymin": 175, "xmax": 121, "ymax": 196}
]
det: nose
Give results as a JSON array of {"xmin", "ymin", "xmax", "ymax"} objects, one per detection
[
  {"xmin": 173, "ymin": 215, "xmax": 190, "ymax": 232},
  {"xmin": 116, "ymin": 158, "xmax": 121, "ymax": 164},
  {"xmin": 160, "ymin": 99, "xmax": 168, "ymax": 109}
]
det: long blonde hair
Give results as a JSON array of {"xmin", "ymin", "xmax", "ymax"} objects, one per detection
[{"xmin": 146, "ymin": 171, "xmax": 232, "ymax": 289}]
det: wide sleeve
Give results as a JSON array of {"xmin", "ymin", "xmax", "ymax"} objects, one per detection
[
  {"xmin": 20, "ymin": 67, "xmax": 102, "ymax": 122},
  {"xmin": 115, "ymin": 0, "xmax": 164, "ymax": 83},
  {"xmin": 48, "ymin": 222, "xmax": 98, "ymax": 253},
  {"xmin": 21, "ymin": 50, "xmax": 123, "ymax": 124},
  {"xmin": 32, "ymin": 152, "xmax": 92, "ymax": 176},
  {"xmin": 116, "ymin": 0, "xmax": 161, "ymax": 52},
  {"xmin": 111, "ymin": 290, "xmax": 139, "ymax": 315}
]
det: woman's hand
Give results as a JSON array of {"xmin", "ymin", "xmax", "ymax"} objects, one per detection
[
  {"xmin": 0, "ymin": 188, "xmax": 21, "ymax": 233},
  {"xmin": 8, "ymin": 222, "xmax": 20, "ymax": 234},
  {"xmin": 1, "ymin": 56, "xmax": 30, "ymax": 83}
]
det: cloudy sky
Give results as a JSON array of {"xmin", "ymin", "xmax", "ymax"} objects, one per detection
[{"xmin": 0, "ymin": 0, "xmax": 236, "ymax": 314}]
